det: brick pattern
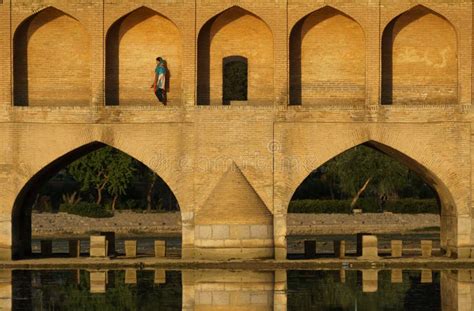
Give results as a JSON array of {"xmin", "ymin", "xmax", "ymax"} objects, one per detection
[
  {"xmin": 290, "ymin": 7, "xmax": 365, "ymax": 105},
  {"xmin": 183, "ymin": 271, "xmax": 275, "ymax": 310},
  {"xmin": 197, "ymin": 7, "xmax": 274, "ymax": 105},
  {"xmin": 382, "ymin": 6, "xmax": 458, "ymax": 105},
  {"xmin": 105, "ymin": 7, "xmax": 182, "ymax": 106},
  {"xmin": 14, "ymin": 8, "xmax": 91, "ymax": 106},
  {"xmin": 0, "ymin": 0, "xmax": 472, "ymax": 261}
]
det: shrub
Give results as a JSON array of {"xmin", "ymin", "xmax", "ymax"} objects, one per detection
[
  {"xmin": 59, "ymin": 202, "xmax": 113, "ymax": 218},
  {"xmin": 289, "ymin": 198, "xmax": 439, "ymax": 214},
  {"xmin": 289, "ymin": 200, "xmax": 351, "ymax": 214}
]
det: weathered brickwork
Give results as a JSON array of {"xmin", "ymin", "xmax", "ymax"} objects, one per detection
[
  {"xmin": 382, "ymin": 6, "xmax": 458, "ymax": 105},
  {"xmin": 106, "ymin": 7, "xmax": 183, "ymax": 106},
  {"xmin": 290, "ymin": 7, "xmax": 366, "ymax": 105},
  {"xmin": 0, "ymin": 0, "xmax": 472, "ymax": 261}
]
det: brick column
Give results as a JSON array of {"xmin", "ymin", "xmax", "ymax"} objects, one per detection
[
  {"xmin": 90, "ymin": 2, "xmax": 104, "ymax": 108},
  {"xmin": 0, "ymin": 1, "xmax": 11, "ymax": 109},
  {"xmin": 273, "ymin": 4, "xmax": 288, "ymax": 107},
  {"xmin": 367, "ymin": 1, "xmax": 380, "ymax": 107},
  {"xmin": 182, "ymin": 1, "xmax": 196, "ymax": 107}
]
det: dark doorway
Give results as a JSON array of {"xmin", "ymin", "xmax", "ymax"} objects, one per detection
[{"xmin": 222, "ymin": 56, "xmax": 248, "ymax": 105}]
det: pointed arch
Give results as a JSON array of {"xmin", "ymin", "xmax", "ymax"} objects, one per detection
[
  {"xmin": 288, "ymin": 140, "xmax": 455, "ymax": 210},
  {"xmin": 13, "ymin": 6, "xmax": 91, "ymax": 106},
  {"xmin": 289, "ymin": 6, "xmax": 366, "ymax": 105},
  {"xmin": 11, "ymin": 141, "xmax": 182, "ymax": 259},
  {"xmin": 105, "ymin": 6, "xmax": 183, "ymax": 106},
  {"xmin": 197, "ymin": 6, "xmax": 274, "ymax": 105},
  {"xmin": 381, "ymin": 5, "xmax": 458, "ymax": 105}
]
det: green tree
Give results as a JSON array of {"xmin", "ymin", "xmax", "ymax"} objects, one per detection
[
  {"xmin": 67, "ymin": 147, "xmax": 135, "ymax": 211},
  {"xmin": 322, "ymin": 145, "xmax": 408, "ymax": 210},
  {"xmin": 107, "ymin": 153, "xmax": 135, "ymax": 211}
]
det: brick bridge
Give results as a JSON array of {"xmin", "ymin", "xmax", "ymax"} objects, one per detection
[{"xmin": 0, "ymin": 0, "xmax": 473, "ymax": 260}]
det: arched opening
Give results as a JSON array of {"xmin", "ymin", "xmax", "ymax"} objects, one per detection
[
  {"xmin": 197, "ymin": 6, "xmax": 274, "ymax": 105},
  {"xmin": 381, "ymin": 6, "xmax": 457, "ymax": 105},
  {"xmin": 287, "ymin": 141, "xmax": 454, "ymax": 259},
  {"xmin": 12, "ymin": 142, "xmax": 181, "ymax": 260},
  {"xmin": 222, "ymin": 56, "xmax": 248, "ymax": 104},
  {"xmin": 13, "ymin": 7, "xmax": 91, "ymax": 107},
  {"xmin": 289, "ymin": 7, "xmax": 365, "ymax": 105},
  {"xmin": 105, "ymin": 7, "xmax": 182, "ymax": 106}
]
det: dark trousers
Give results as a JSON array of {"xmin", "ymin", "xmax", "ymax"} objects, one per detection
[{"xmin": 155, "ymin": 88, "xmax": 166, "ymax": 103}]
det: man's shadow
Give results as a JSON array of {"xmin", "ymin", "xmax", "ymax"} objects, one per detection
[{"xmin": 163, "ymin": 60, "xmax": 171, "ymax": 106}]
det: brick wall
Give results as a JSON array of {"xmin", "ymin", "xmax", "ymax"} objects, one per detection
[
  {"xmin": 0, "ymin": 0, "xmax": 472, "ymax": 261},
  {"xmin": 382, "ymin": 6, "xmax": 457, "ymax": 105},
  {"xmin": 290, "ymin": 7, "xmax": 365, "ymax": 105},
  {"xmin": 105, "ymin": 7, "xmax": 182, "ymax": 106},
  {"xmin": 13, "ymin": 7, "xmax": 91, "ymax": 106},
  {"xmin": 197, "ymin": 7, "xmax": 274, "ymax": 105}
]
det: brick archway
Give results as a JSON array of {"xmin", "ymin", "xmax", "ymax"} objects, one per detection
[
  {"xmin": 197, "ymin": 6, "xmax": 274, "ymax": 105},
  {"xmin": 381, "ymin": 5, "xmax": 458, "ymax": 105},
  {"xmin": 11, "ymin": 141, "xmax": 183, "ymax": 259},
  {"xmin": 289, "ymin": 6, "xmax": 366, "ymax": 106},
  {"xmin": 13, "ymin": 7, "xmax": 91, "ymax": 107},
  {"xmin": 105, "ymin": 7, "xmax": 183, "ymax": 106}
]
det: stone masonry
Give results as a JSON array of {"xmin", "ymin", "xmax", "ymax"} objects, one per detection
[{"xmin": 0, "ymin": 0, "xmax": 473, "ymax": 260}]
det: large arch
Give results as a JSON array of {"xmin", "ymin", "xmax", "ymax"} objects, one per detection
[
  {"xmin": 284, "ymin": 140, "xmax": 457, "ymax": 257},
  {"xmin": 381, "ymin": 5, "xmax": 458, "ymax": 105},
  {"xmin": 105, "ymin": 7, "xmax": 182, "ymax": 106},
  {"xmin": 289, "ymin": 6, "xmax": 366, "ymax": 105},
  {"xmin": 13, "ymin": 7, "xmax": 91, "ymax": 107},
  {"xmin": 11, "ymin": 141, "xmax": 183, "ymax": 259},
  {"xmin": 197, "ymin": 6, "xmax": 274, "ymax": 105}
]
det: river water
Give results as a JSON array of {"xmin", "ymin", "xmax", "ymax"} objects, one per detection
[{"xmin": 2, "ymin": 269, "xmax": 469, "ymax": 310}]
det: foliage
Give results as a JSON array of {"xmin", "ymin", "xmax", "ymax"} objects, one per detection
[
  {"xmin": 59, "ymin": 202, "xmax": 113, "ymax": 218},
  {"xmin": 323, "ymin": 145, "xmax": 408, "ymax": 207},
  {"xmin": 62, "ymin": 192, "xmax": 82, "ymax": 205},
  {"xmin": 223, "ymin": 60, "xmax": 248, "ymax": 102},
  {"xmin": 33, "ymin": 195, "xmax": 54, "ymax": 213},
  {"xmin": 292, "ymin": 145, "xmax": 438, "ymax": 210},
  {"xmin": 289, "ymin": 198, "xmax": 439, "ymax": 214},
  {"xmin": 28, "ymin": 270, "xmax": 182, "ymax": 310},
  {"xmin": 67, "ymin": 147, "xmax": 135, "ymax": 210},
  {"xmin": 288, "ymin": 270, "xmax": 440, "ymax": 311}
]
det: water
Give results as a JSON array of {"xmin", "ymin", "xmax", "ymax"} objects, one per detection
[
  {"xmin": 1, "ymin": 269, "xmax": 468, "ymax": 310},
  {"xmin": 31, "ymin": 237, "xmax": 182, "ymax": 258}
]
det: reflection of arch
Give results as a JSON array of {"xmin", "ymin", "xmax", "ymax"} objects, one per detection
[
  {"xmin": 13, "ymin": 7, "xmax": 91, "ymax": 106},
  {"xmin": 105, "ymin": 7, "xmax": 182, "ymax": 106},
  {"xmin": 197, "ymin": 6, "xmax": 274, "ymax": 105},
  {"xmin": 222, "ymin": 56, "xmax": 248, "ymax": 104},
  {"xmin": 12, "ymin": 142, "xmax": 182, "ymax": 259},
  {"xmin": 381, "ymin": 5, "xmax": 457, "ymax": 105},
  {"xmin": 289, "ymin": 6, "xmax": 365, "ymax": 105}
]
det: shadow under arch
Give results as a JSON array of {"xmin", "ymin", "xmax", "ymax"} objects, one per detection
[
  {"xmin": 13, "ymin": 6, "xmax": 90, "ymax": 107},
  {"xmin": 289, "ymin": 6, "xmax": 365, "ymax": 105},
  {"xmin": 105, "ymin": 6, "xmax": 182, "ymax": 106},
  {"xmin": 197, "ymin": 5, "xmax": 273, "ymax": 105},
  {"xmin": 381, "ymin": 5, "xmax": 458, "ymax": 105},
  {"xmin": 287, "ymin": 140, "xmax": 456, "ymax": 253},
  {"xmin": 12, "ymin": 141, "xmax": 181, "ymax": 260}
]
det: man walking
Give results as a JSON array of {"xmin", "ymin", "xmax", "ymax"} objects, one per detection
[{"xmin": 151, "ymin": 57, "xmax": 167, "ymax": 104}]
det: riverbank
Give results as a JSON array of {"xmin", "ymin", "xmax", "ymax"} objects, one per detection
[
  {"xmin": 0, "ymin": 256, "xmax": 472, "ymax": 270},
  {"xmin": 32, "ymin": 211, "xmax": 440, "ymax": 238}
]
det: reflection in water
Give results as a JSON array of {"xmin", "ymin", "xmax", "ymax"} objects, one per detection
[
  {"xmin": 288, "ymin": 270, "xmax": 441, "ymax": 310},
  {"xmin": 441, "ymin": 270, "xmax": 474, "ymax": 311},
  {"xmin": 0, "ymin": 269, "xmax": 472, "ymax": 310},
  {"xmin": 182, "ymin": 270, "xmax": 286, "ymax": 310}
]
